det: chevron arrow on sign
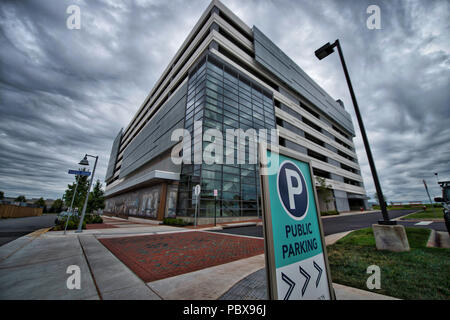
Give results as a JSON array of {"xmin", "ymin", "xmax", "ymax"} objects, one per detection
[
  {"xmin": 281, "ymin": 272, "xmax": 296, "ymax": 300},
  {"xmin": 299, "ymin": 266, "xmax": 311, "ymax": 296},
  {"xmin": 313, "ymin": 261, "xmax": 322, "ymax": 288}
]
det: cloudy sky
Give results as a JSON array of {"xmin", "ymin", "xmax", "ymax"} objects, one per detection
[{"xmin": 0, "ymin": 0, "xmax": 449, "ymax": 202}]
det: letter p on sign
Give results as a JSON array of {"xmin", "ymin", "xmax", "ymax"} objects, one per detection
[
  {"xmin": 277, "ymin": 161, "xmax": 309, "ymax": 220},
  {"xmin": 285, "ymin": 169, "xmax": 302, "ymax": 210}
]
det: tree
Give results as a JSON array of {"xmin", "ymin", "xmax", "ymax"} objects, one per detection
[
  {"xmin": 15, "ymin": 195, "xmax": 26, "ymax": 202},
  {"xmin": 51, "ymin": 199, "xmax": 64, "ymax": 213},
  {"xmin": 87, "ymin": 180, "xmax": 105, "ymax": 213},
  {"xmin": 0, "ymin": 191, "xmax": 4, "ymax": 200},
  {"xmin": 34, "ymin": 197, "xmax": 47, "ymax": 212},
  {"xmin": 316, "ymin": 177, "xmax": 334, "ymax": 212},
  {"xmin": 63, "ymin": 174, "xmax": 89, "ymax": 213},
  {"xmin": 34, "ymin": 197, "xmax": 45, "ymax": 207}
]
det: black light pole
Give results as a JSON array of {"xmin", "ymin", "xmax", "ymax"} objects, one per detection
[
  {"xmin": 315, "ymin": 39, "xmax": 394, "ymax": 225},
  {"xmin": 76, "ymin": 154, "xmax": 99, "ymax": 233}
]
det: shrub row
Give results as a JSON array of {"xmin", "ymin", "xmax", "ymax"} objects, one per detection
[
  {"xmin": 321, "ymin": 210, "xmax": 340, "ymax": 216},
  {"xmin": 53, "ymin": 214, "xmax": 102, "ymax": 231},
  {"xmin": 163, "ymin": 217, "xmax": 191, "ymax": 226},
  {"xmin": 53, "ymin": 217, "xmax": 86, "ymax": 231}
]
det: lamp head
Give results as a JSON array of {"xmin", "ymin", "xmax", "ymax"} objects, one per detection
[
  {"xmin": 79, "ymin": 155, "xmax": 89, "ymax": 166},
  {"xmin": 315, "ymin": 42, "xmax": 335, "ymax": 60}
]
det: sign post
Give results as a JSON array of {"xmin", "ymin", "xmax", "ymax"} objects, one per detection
[
  {"xmin": 65, "ymin": 168, "xmax": 91, "ymax": 235},
  {"xmin": 423, "ymin": 180, "xmax": 433, "ymax": 205},
  {"xmin": 214, "ymin": 189, "xmax": 218, "ymax": 226},
  {"xmin": 194, "ymin": 184, "xmax": 201, "ymax": 227},
  {"xmin": 64, "ymin": 180, "xmax": 79, "ymax": 235},
  {"xmin": 259, "ymin": 145, "xmax": 335, "ymax": 300}
]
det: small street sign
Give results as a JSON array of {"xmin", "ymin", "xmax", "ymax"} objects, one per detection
[
  {"xmin": 194, "ymin": 184, "xmax": 201, "ymax": 196},
  {"xmin": 68, "ymin": 170, "xmax": 91, "ymax": 176},
  {"xmin": 213, "ymin": 189, "xmax": 218, "ymax": 197},
  {"xmin": 194, "ymin": 184, "xmax": 201, "ymax": 227},
  {"xmin": 259, "ymin": 145, "xmax": 335, "ymax": 300}
]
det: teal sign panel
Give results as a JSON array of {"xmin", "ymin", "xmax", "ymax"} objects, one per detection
[
  {"xmin": 267, "ymin": 151, "xmax": 323, "ymax": 268},
  {"xmin": 265, "ymin": 150, "xmax": 332, "ymax": 300}
]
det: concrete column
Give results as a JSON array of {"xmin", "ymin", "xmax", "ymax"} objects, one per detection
[
  {"xmin": 210, "ymin": 22, "xmax": 219, "ymax": 32},
  {"xmin": 211, "ymin": 6, "xmax": 220, "ymax": 15},
  {"xmin": 209, "ymin": 40, "xmax": 219, "ymax": 51},
  {"xmin": 334, "ymin": 189, "xmax": 350, "ymax": 212}
]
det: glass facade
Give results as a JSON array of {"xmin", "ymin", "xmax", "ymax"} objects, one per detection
[{"xmin": 176, "ymin": 54, "xmax": 276, "ymax": 219}]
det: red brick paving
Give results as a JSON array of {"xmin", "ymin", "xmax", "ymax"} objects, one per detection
[
  {"xmin": 86, "ymin": 223, "xmax": 118, "ymax": 230},
  {"xmin": 99, "ymin": 231, "xmax": 264, "ymax": 283}
]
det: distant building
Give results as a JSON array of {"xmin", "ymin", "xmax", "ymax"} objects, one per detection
[{"xmin": 104, "ymin": 0, "xmax": 369, "ymax": 224}]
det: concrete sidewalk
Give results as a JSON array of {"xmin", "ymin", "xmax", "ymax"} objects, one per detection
[
  {"xmin": 0, "ymin": 224, "xmax": 181, "ymax": 300},
  {"xmin": 219, "ymin": 268, "xmax": 398, "ymax": 300},
  {"xmin": 0, "ymin": 225, "xmax": 398, "ymax": 300}
]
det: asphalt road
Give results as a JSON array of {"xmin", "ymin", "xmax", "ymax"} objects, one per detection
[
  {"xmin": 321, "ymin": 209, "xmax": 417, "ymax": 235},
  {"xmin": 214, "ymin": 209, "xmax": 448, "ymax": 238},
  {"xmin": 0, "ymin": 214, "xmax": 57, "ymax": 247}
]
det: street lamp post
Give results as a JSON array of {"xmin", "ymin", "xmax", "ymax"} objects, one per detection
[
  {"xmin": 76, "ymin": 154, "xmax": 99, "ymax": 233},
  {"xmin": 64, "ymin": 170, "xmax": 80, "ymax": 235},
  {"xmin": 314, "ymin": 39, "xmax": 394, "ymax": 225}
]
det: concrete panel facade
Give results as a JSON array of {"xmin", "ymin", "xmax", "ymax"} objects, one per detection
[
  {"xmin": 105, "ymin": 129, "xmax": 122, "ymax": 182},
  {"xmin": 119, "ymin": 81, "xmax": 188, "ymax": 178},
  {"xmin": 253, "ymin": 26, "xmax": 355, "ymax": 136}
]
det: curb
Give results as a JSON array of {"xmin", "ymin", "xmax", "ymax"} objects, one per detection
[
  {"xmin": 28, "ymin": 227, "xmax": 52, "ymax": 237},
  {"xmin": 325, "ymin": 230, "xmax": 354, "ymax": 246},
  {"xmin": 222, "ymin": 222, "xmax": 257, "ymax": 229},
  {"xmin": 399, "ymin": 219, "xmax": 444, "ymax": 222},
  {"xmin": 320, "ymin": 210, "xmax": 380, "ymax": 219},
  {"xmin": 392, "ymin": 210, "xmax": 423, "ymax": 221},
  {"xmin": 426, "ymin": 229, "xmax": 437, "ymax": 248}
]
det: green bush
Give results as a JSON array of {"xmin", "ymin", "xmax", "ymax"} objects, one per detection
[
  {"xmin": 163, "ymin": 217, "xmax": 190, "ymax": 226},
  {"xmin": 84, "ymin": 214, "xmax": 103, "ymax": 224},
  {"xmin": 53, "ymin": 217, "xmax": 85, "ymax": 231}
]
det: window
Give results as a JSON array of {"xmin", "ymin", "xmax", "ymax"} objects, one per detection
[
  {"xmin": 179, "ymin": 55, "xmax": 275, "ymax": 218},
  {"xmin": 308, "ymin": 149, "xmax": 327, "ymax": 162}
]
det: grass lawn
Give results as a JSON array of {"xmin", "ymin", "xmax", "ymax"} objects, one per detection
[
  {"xmin": 401, "ymin": 207, "xmax": 444, "ymax": 220},
  {"xmin": 327, "ymin": 227, "xmax": 450, "ymax": 300}
]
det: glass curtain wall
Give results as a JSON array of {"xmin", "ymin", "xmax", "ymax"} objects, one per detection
[{"xmin": 176, "ymin": 54, "xmax": 275, "ymax": 220}]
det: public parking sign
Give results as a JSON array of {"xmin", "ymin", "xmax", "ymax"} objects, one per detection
[{"xmin": 259, "ymin": 146, "xmax": 335, "ymax": 300}]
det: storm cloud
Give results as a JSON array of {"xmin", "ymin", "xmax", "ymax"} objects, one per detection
[{"xmin": 0, "ymin": 0, "xmax": 449, "ymax": 202}]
